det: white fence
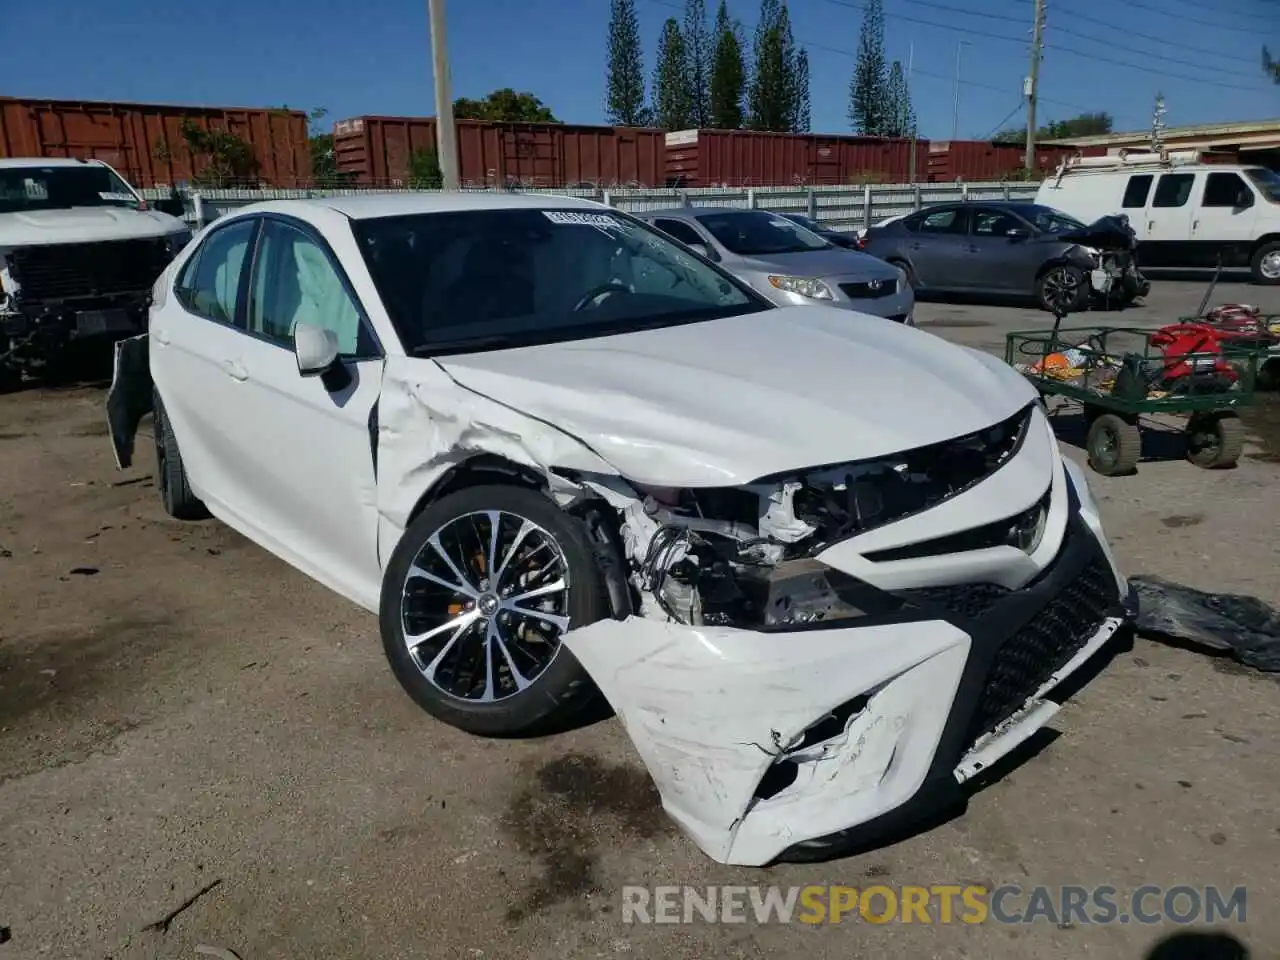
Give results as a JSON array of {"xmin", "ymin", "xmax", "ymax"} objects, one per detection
[{"xmin": 140, "ymin": 181, "xmax": 1041, "ymax": 232}]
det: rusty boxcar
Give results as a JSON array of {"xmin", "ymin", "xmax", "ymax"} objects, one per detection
[
  {"xmin": 0, "ymin": 96, "xmax": 312, "ymax": 187},
  {"xmin": 663, "ymin": 129, "xmax": 929, "ymax": 187},
  {"xmin": 332, "ymin": 116, "xmax": 666, "ymax": 188},
  {"xmin": 925, "ymin": 140, "xmax": 1109, "ymax": 182}
]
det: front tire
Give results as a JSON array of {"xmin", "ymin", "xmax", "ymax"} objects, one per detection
[
  {"xmin": 379, "ymin": 485, "xmax": 610, "ymax": 737},
  {"xmin": 1037, "ymin": 263, "xmax": 1090, "ymax": 314},
  {"xmin": 153, "ymin": 390, "xmax": 209, "ymax": 520}
]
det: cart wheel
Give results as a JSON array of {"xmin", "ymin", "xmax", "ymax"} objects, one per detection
[
  {"xmin": 1086, "ymin": 413, "xmax": 1141, "ymax": 476},
  {"xmin": 1186, "ymin": 412, "xmax": 1245, "ymax": 469}
]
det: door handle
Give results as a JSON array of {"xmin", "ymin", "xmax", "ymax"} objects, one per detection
[
  {"xmin": 1193, "ymin": 220, "xmax": 1199, "ymax": 231},
  {"xmin": 1147, "ymin": 221, "xmax": 1154, "ymax": 232},
  {"xmin": 221, "ymin": 358, "xmax": 249, "ymax": 382},
  {"xmin": 152, "ymin": 328, "xmax": 171, "ymax": 345}
]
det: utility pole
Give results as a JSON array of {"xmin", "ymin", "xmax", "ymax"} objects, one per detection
[
  {"xmin": 951, "ymin": 40, "xmax": 969, "ymax": 141},
  {"xmin": 1024, "ymin": 0, "xmax": 1046, "ymax": 170},
  {"xmin": 428, "ymin": 0, "xmax": 460, "ymax": 190},
  {"xmin": 907, "ymin": 40, "xmax": 916, "ymax": 182}
]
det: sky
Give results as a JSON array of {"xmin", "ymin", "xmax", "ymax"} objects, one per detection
[{"xmin": 4, "ymin": 0, "xmax": 1278, "ymax": 141}]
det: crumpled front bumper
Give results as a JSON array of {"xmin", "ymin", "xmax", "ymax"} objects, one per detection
[{"xmin": 564, "ymin": 455, "xmax": 1128, "ymax": 867}]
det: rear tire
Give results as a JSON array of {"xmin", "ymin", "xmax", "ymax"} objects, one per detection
[
  {"xmin": 379, "ymin": 484, "xmax": 611, "ymax": 737},
  {"xmin": 153, "ymin": 390, "xmax": 209, "ymax": 520},
  {"xmin": 1250, "ymin": 241, "xmax": 1280, "ymax": 285},
  {"xmin": 1186, "ymin": 412, "xmax": 1244, "ymax": 469},
  {"xmin": 1086, "ymin": 413, "xmax": 1141, "ymax": 476}
]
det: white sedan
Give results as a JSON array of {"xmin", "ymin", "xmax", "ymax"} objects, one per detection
[{"xmin": 107, "ymin": 192, "xmax": 1132, "ymax": 867}]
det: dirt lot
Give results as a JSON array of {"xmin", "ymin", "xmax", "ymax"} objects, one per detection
[{"xmin": 2, "ymin": 279, "xmax": 1279, "ymax": 960}]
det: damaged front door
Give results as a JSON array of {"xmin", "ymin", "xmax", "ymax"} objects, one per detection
[{"xmin": 106, "ymin": 333, "xmax": 153, "ymax": 469}]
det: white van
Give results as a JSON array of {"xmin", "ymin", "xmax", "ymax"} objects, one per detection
[{"xmin": 1036, "ymin": 151, "xmax": 1280, "ymax": 284}]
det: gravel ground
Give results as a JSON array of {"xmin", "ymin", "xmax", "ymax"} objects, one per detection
[{"xmin": 1, "ymin": 278, "xmax": 1278, "ymax": 960}]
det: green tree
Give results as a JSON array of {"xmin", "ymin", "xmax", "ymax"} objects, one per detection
[
  {"xmin": 709, "ymin": 0, "xmax": 746, "ymax": 129},
  {"xmin": 162, "ymin": 119, "xmax": 257, "ymax": 187},
  {"xmin": 453, "ymin": 88, "xmax": 560, "ymax": 122},
  {"xmin": 883, "ymin": 60, "xmax": 916, "ymax": 138},
  {"xmin": 407, "ymin": 148, "xmax": 443, "ymax": 189},
  {"xmin": 684, "ymin": 0, "xmax": 712, "ymax": 127},
  {"xmin": 606, "ymin": 0, "xmax": 650, "ymax": 126},
  {"xmin": 995, "ymin": 111, "xmax": 1114, "ymax": 143},
  {"xmin": 748, "ymin": 0, "xmax": 797, "ymax": 132},
  {"xmin": 653, "ymin": 19, "xmax": 696, "ymax": 130},
  {"xmin": 1265, "ymin": 46, "xmax": 1280, "ymax": 82},
  {"xmin": 848, "ymin": 0, "xmax": 888, "ymax": 134},
  {"xmin": 792, "ymin": 48, "xmax": 810, "ymax": 132}
]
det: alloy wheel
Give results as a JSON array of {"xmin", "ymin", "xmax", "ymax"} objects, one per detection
[{"xmin": 400, "ymin": 510, "xmax": 571, "ymax": 703}]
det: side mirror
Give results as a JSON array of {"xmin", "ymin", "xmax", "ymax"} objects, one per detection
[
  {"xmin": 1006, "ymin": 227, "xmax": 1031, "ymax": 241},
  {"xmin": 294, "ymin": 322, "xmax": 340, "ymax": 376},
  {"xmin": 688, "ymin": 242, "xmax": 718, "ymax": 261},
  {"xmin": 1236, "ymin": 190, "xmax": 1254, "ymax": 210}
]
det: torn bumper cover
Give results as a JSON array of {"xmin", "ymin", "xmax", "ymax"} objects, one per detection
[{"xmin": 564, "ymin": 431, "xmax": 1128, "ymax": 867}]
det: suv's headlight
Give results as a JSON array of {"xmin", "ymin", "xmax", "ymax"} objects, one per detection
[{"xmin": 767, "ymin": 275, "xmax": 834, "ymax": 300}]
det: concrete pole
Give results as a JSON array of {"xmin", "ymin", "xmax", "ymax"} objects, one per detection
[
  {"xmin": 1024, "ymin": 0, "xmax": 1046, "ymax": 170},
  {"xmin": 428, "ymin": 0, "xmax": 460, "ymax": 190}
]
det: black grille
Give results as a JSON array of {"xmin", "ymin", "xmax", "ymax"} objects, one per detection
[
  {"xmin": 895, "ymin": 582, "xmax": 1009, "ymax": 619},
  {"xmin": 9, "ymin": 239, "xmax": 171, "ymax": 301},
  {"xmin": 967, "ymin": 554, "xmax": 1116, "ymax": 743},
  {"xmin": 840, "ymin": 280, "xmax": 895, "ymax": 300}
]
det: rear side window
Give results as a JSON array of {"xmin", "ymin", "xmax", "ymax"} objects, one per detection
[
  {"xmin": 653, "ymin": 218, "xmax": 705, "ymax": 247},
  {"xmin": 1202, "ymin": 172, "xmax": 1248, "ymax": 208},
  {"xmin": 1122, "ymin": 174, "xmax": 1153, "ymax": 208},
  {"xmin": 1152, "ymin": 174, "xmax": 1195, "ymax": 209},
  {"xmin": 176, "ymin": 219, "xmax": 256, "ymax": 324}
]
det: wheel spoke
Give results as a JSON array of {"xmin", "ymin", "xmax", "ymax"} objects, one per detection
[
  {"xmin": 508, "ymin": 578, "xmax": 567, "ymax": 604},
  {"xmin": 505, "ymin": 605, "xmax": 570, "ymax": 633},
  {"xmin": 406, "ymin": 562, "xmax": 475, "ymax": 598},
  {"xmin": 492, "ymin": 629, "xmax": 533, "ymax": 692},
  {"xmin": 478, "ymin": 621, "xmax": 500, "ymax": 702},
  {"xmin": 414, "ymin": 610, "xmax": 482, "ymax": 677},
  {"xmin": 427, "ymin": 534, "xmax": 479, "ymax": 596},
  {"xmin": 493, "ymin": 519, "xmax": 535, "ymax": 587},
  {"xmin": 484, "ymin": 510, "xmax": 502, "ymax": 583}
]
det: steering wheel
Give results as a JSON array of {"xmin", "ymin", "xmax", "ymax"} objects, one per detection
[{"xmin": 573, "ymin": 282, "xmax": 632, "ymax": 312}]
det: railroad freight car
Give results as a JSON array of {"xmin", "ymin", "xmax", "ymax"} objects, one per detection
[
  {"xmin": 926, "ymin": 140, "xmax": 1108, "ymax": 181},
  {"xmin": 663, "ymin": 129, "xmax": 928, "ymax": 187},
  {"xmin": 0, "ymin": 97, "xmax": 312, "ymax": 187},
  {"xmin": 332, "ymin": 116, "xmax": 665, "ymax": 188}
]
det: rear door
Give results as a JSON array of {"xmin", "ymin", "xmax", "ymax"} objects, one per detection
[
  {"xmin": 1191, "ymin": 171, "xmax": 1259, "ymax": 268},
  {"xmin": 1141, "ymin": 172, "xmax": 1196, "ymax": 267},
  {"xmin": 902, "ymin": 207, "xmax": 971, "ymax": 290}
]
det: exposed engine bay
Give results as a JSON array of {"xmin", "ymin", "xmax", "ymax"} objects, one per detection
[
  {"xmin": 1062, "ymin": 214, "xmax": 1151, "ymax": 309},
  {"xmin": 580, "ymin": 403, "xmax": 1033, "ymax": 630}
]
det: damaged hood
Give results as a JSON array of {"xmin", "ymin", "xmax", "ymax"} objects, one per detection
[
  {"xmin": 0, "ymin": 206, "xmax": 184, "ymax": 247},
  {"xmin": 435, "ymin": 307, "xmax": 1036, "ymax": 487}
]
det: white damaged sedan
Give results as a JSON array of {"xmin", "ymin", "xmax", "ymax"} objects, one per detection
[{"xmin": 106, "ymin": 192, "xmax": 1133, "ymax": 867}]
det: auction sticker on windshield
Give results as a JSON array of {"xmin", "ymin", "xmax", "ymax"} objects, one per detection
[{"xmin": 542, "ymin": 210, "xmax": 623, "ymax": 236}]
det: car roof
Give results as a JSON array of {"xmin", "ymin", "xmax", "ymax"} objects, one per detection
[
  {"xmin": 237, "ymin": 190, "xmax": 609, "ymax": 222},
  {"xmin": 0, "ymin": 157, "xmax": 108, "ymax": 170}
]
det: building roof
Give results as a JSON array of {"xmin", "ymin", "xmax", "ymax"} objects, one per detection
[{"xmin": 1042, "ymin": 119, "xmax": 1280, "ymax": 147}]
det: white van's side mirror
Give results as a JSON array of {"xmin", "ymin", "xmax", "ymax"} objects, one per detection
[{"xmin": 1236, "ymin": 190, "xmax": 1255, "ymax": 210}]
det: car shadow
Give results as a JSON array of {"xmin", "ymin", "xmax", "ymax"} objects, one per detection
[
  {"xmin": 1, "ymin": 339, "xmax": 116, "ymax": 394},
  {"xmin": 1144, "ymin": 931, "xmax": 1251, "ymax": 959}
]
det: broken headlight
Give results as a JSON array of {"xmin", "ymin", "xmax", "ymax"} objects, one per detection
[{"xmin": 767, "ymin": 275, "xmax": 834, "ymax": 301}]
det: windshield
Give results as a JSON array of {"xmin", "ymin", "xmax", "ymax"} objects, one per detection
[
  {"xmin": 0, "ymin": 165, "xmax": 139, "ymax": 214},
  {"xmin": 1245, "ymin": 167, "xmax": 1280, "ymax": 203},
  {"xmin": 1017, "ymin": 205, "xmax": 1086, "ymax": 234},
  {"xmin": 695, "ymin": 210, "xmax": 831, "ymax": 255},
  {"xmin": 353, "ymin": 207, "xmax": 768, "ymax": 354}
]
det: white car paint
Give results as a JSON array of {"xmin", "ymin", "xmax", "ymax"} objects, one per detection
[{"xmin": 107, "ymin": 190, "xmax": 1130, "ymax": 867}]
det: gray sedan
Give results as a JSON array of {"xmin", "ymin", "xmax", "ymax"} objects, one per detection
[
  {"xmin": 634, "ymin": 208, "xmax": 915, "ymax": 324},
  {"xmin": 861, "ymin": 202, "xmax": 1104, "ymax": 312}
]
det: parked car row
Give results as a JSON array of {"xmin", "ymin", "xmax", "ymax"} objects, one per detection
[{"xmin": 104, "ymin": 187, "xmax": 1130, "ymax": 868}]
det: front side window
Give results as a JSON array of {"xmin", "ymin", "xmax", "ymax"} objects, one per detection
[
  {"xmin": 1019, "ymin": 205, "xmax": 1085, "ymax": 234},
  {"xmin": 353, "ymin": 207, "xmax": 766, "ymax": 355},
  {"xmin": 694, "ymin": 210, "xmax": 830, "ymax": 254},
  {"xmin": 1244, "ymin": 167, "xmax": 1280, "ymax": 203},
  {"xmin": 0, "ymin": 164, "xmax": 139, "ymax": 214},
  {"xmin": 1153, "ymin": 174, "xmax": 1195, "ymax": 208},
  {"xmin": 248, "ymin": 220, "xmax": 366, "ymax": 355},
  {"xmin": 1202, "ymin": 172, "xmax": 1249, "ymax": 208},
  {"xmin": 652, "ymin": 218, "xmax": 706, "ymax": 247},
  {"xmin": 178, "ymin": 219, "xmax": 255, "ymax": 324},
  {"xmin": 971, "ymin": 210, "xmax": 1024, "ymax": 237}
]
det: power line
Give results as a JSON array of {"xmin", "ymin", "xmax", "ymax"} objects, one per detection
[
  {"xmin": 1011, "ymin": 0, "xmax": 1277, "ymax": 36},
  {"xmin": 1050, "ymin": 19, "xmax": 1266, "ymax": 69},
  {"xmin": 1047, "ymin": 41, "xmax": 1265, "ymax": 92},
  {"xmin": 982, "ymin": 100, "xmax": 1028, "ymax": 140}
]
